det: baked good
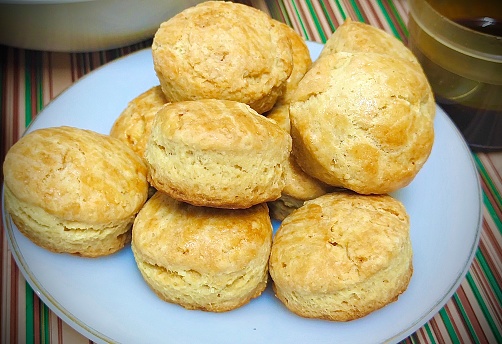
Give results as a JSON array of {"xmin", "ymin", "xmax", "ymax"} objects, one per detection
[
  {"xmin": 272, "ymin": 20, "xmax": 312, "ymax": 105},
  {"xmin": 151, "ymin": 1, "xmax": 293, "ymax": 114},
  {"xmin": 319, "ymin": 18, "xmax": 420, "ymax": 64},
  {"xmin": 144, "ymin": 99, "xmax": 292, "ymax": 209},
  {"xmin": 3, "ymin": 126, "xmax": 149, "ymax": 257},
  {"xmin": 266, "ymin": 104, "xmax": 333, "ymax": 220},
  {"xmin": 110, "ymin": 85, "xmax": 168, "ymax": 161},
  {"xmin": 269, "ymin": 192, "xmax": 413, "ymax": 321},
  {"xmin": 289, "ymin": 50, "xmax": 435, "ymax": 194},
  {"xmin": 131, "ymin": 192, "xmax": 272, "ymax": 312}
]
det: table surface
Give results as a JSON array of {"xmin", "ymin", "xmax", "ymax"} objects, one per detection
[{"xmin": 1, "ymin": 1, "xmax": 501, "ymax": 343}]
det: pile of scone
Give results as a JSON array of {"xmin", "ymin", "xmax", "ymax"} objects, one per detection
[{"xmin": 3, "ymin": 1, "xmax": 435, "ymax": 321}]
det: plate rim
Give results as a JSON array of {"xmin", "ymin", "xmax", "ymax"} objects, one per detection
[{"xmin": 1, "ymin": 42, "xmax": 483, "ymax": 344}]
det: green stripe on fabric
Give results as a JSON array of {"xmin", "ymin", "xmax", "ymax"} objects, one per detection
[
  {"xmin": 387, "ymin": 0, "xmax": 409, "ymax": 36},
  {"xmin": 466, "ymin": 271, "xmax": 502, "ymax": 342},
  {"xmin": 453, "ymin": 293, "xmax": 481, "ymax": 344},
  {"xmin": 439, "ymin": 308, "xmax": 461, "ymax": 343},
  {"xmin": 36, "ymin": 54, "xmax": 43, "ymax": 113},
  {"xmin": 24, "ymin": 53, "xmax": 33, "ymax": 127},
  {"xmin": 291, "ymin": 1, "xmax": 311, "ymax": 40},
  {"xmin": 348, "ymin": 0, "xmax": 365, "ymax": 22},
  {"xmin": 25, "ymin": 282, "xmax": 35, "ymax": 344},
  {"xmin": 268, "ymin": 0, "xmax": 293, "ymax": 26},
  {"xmin": 333, "ymin": 0, "xmax": 347, "ymax": 21},
  {"xmin": 375, "ymin": 0, "xmax": 400, "ymax": 38},
  {"xmin": 42, "ymin": 303, "xmax": 50, "ymax": 344},
  {"xmin": 24, "ymin": 51, "xmax": 43, "ymax": 126},
  {"xmin": 318, "ymin": 1, "xmax": 336, "ymax": 33},
  {"xmin": 305, "ymin": 0, "xmax": 328, "ymax": 42},
  {"xmin": 473, "ymin": 154, "xmax": 502, "ymax": 212},
  {"xmin": 475, "ymin": 249, "xmax": 502, "ymax": 306},
  {"xmin": 278, "ymin": 0, "xmax": 293, "ymax": 26},
  {"xmin": 482, "ymin": 191, "xmax": 502, "ymax": 236},
  {"xmin": 424, "ymin": 322, "xmax": 436, "ymax": 342}
]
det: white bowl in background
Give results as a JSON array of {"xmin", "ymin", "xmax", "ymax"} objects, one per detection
[{"xmin": 0, "ymin": 0, "xmax": 206, "ymax": 52}]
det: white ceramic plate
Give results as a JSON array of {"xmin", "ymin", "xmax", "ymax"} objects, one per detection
[{"xmin": 2, "ymin": 42, "xmax": 482, "ymax": 344}]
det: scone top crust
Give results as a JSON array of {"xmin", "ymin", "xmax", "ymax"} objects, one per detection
[
  {"xmin": 270, "ymin": 192, "xmax": 410, "ymax": 292},
  {"xmin": 110, "ymin": 85, "xmax": 168, "ymax": 159},
  {"xmin": 289, "ymin": 51, "xmax": 435, "ymax": 194},
  {"xmin": 152, "ymin": 1, "xmax": 293, "ymax": 114},
  {"xmin": 151, "ymin": 99, "xmax": 290, "ymax": 154},
  {"xmin": 3, "ymin": 126, "xmax": 148, "ymax": 223},
  {"xmin": 132, "ymin": 192, "xmax": 272, "ymax": 274},
  {"xmin": 319, "ymin": 18, "xmax": 419, "ymax": 65}
]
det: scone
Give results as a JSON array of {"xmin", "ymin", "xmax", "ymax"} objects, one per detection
[
  {"xmin": 151, "ymin": 1, "xmax": 293, "ymax": 114},
  {"xmin": 289, "ymin": 50, "xmax": 435, "ymax": 194},
  {"xmin": 266, "ymin": 104, "xmax": 333, "ymax": 220},
  {"xmin": 3, "ymin": 126, "xmax": 149, "ymax": 257},
  {"xmin": 269, "ymin": 192, "xmax": 413, "ymax": 321},
  {"xmin": 131, "ymin": 192, "xmax": 272, "ymax": 312},
  {"xmin": 110, "ymin": 85, "xmax": 168, "ymax": 161},
  {"xmin": 145, "ymin": 99, "xmax": 292, "ymax": 209},
  {"xmin": 319, "ymin": 18, "xmax": 419, "ymax": 65},
  {"xmin": 272, "ymin": 20, "xmax": 312, "ymax": 106}
]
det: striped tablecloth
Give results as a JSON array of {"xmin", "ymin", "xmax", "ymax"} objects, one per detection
[{"xmin": 1, "ymin": 1, "xmax": 500, "ymax": 343}]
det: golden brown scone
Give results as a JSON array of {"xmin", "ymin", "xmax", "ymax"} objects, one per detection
[
  {"xmin": 131, "ymin": 192, "xmax": 272, "ymax": 312},
  {"xmin": 269, "ymin": 192, "xmax": 413, "ymax": 321},
  {"xmin": 152, "ymin": 1, "xmax": 293, "ymax": 114},
  {"xmin": 110, "ymin": 85, "xmax": 168, "ymax": 161},
  {"xmin": 266, "ymin": 104, "xmax": 333, "ymax": 220},
  {"xmin": 3, "ymin": 126, "xmax": 149, "ymax": 257},
  {"xmin": 319, "ymin": 18, "xmax": 419, "ymax": 65},
  {"xmin": 145, "ymin": 99, "xmax": 292, "ymax": 209},
  {"xmin": 272, "ymin": 20, "xmax": 312, "ymax": 105},
  {"xmin": 289, "ymin": 51, "xmax": 435, "ymax": 195}
]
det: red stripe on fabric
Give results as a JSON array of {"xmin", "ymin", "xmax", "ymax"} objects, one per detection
[
  {"xmin": 291, "ymin": 0, "xmax": 317, "ymax": 40},
  {"xmin": 456, "ymin": 284, "xmax": 490, "ymax": 343},
  {"xmin": 471, "ymin": 258, "xmax": 502, "ymax": 324},
  {"xmin": 12, "ymin": 49, "xmax": 21, "ymax": 144},
  {"xmin": 479, "ymin": 223, "xmax": 502, "ymax": 287},
  {"xmin": 9, "ymin": 258, "xmax": 18, "ymax": 343},
  {"xmin": 429, "ymin": 316, "xmax": 446, "ymax": 343},
  {"xmin": 377, "ymin": 0, "xmax": 407, "ymax": 41},
  {"xmin": 47, "ymin": 52, "xmax": 54, "ymax": 101},
  {"xmin": 29, "ymin": 51, "xmax": 39, "ymax": 121},
  {"xmin": 340, "ymin": 0, "xmax": 359, "ymax": 20},
  {"xmin": 321, "ymin": 0, "xmax": 342, "ymax": 34},
  {"xmin": 480, "ymin": 177, "xmax": 502, "ymax": 221},
  {"xmin": 444, "ymin": 301, "xmax": 472, "ymax": 343},
  {"xmin": 364, "ymin": 1, "xmax": 386, "ymax": 28},
  {"xmin": 484, "ymin": 154, "xmax": 502, "ymax": 186},
  {"xmin": 57, "ymin": 317, "xmax": 63, "ymax": 343},
  {"xmin": 33, "ymin": 293, "xmax": 40, "ymax": 343},
  {"xmin": 353, "ymin": 0, "xmax": 370, "ymax": 22}
]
